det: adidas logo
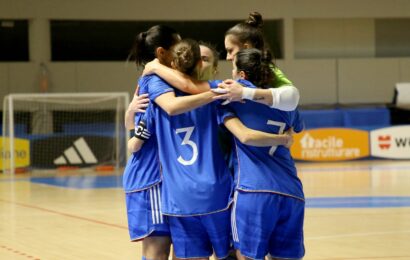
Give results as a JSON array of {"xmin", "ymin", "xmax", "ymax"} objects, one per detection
[{"xmin": 54, "ymin": 137, "xmax": 98, "ymax": 165}]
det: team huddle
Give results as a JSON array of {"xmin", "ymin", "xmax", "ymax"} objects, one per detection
[{"xmin": 123, "ymin": 12, "xmax": 305, "ymax": 260}]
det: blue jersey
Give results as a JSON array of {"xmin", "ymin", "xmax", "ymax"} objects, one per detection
[
  {"xmin": 122, "ymin": 75, "xmax": 167, "ymax": 192},
  {"xmin": 145, "ymin": 76, "xmax": 233, "ymax": 216},
  {"xmin": 219, "ymin": 79, "xmax": 304, "ymax": 201}
]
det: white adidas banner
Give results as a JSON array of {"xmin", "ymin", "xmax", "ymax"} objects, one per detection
[
  {"xmin": 370, "ymin": 126, "xmax": 410, "ymax": 159},
  {"xmin": 54, "ymin": 137, "xmax": 98, "ymax": 165},
  {"xmin": 31, "ymin": 135, "xmax": 113, "ymax": 168}
]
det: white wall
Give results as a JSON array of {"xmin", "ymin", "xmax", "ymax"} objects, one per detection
[
  {"xmin": 338, "ymin": 59, "xmax": 400, "ymax": 104},
  {"xmin": 277, "ymin": 60, "xmax": 338, "ymax": 105},
  {"xmin": 1, "ymin": 0, "xmax": 410, "ymax": 108},
  {"xmin": 294, "ymin": 19, "xmax": 376, "ymax": 59}
]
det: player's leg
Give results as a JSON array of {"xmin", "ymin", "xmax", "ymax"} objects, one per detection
[
  {"xmin": 231, "ymin": 191, "xmax": 277, "ymax": 260},
  {"xmin": 234, "ymin": 250, "xmax": 250, "ymax": 260},
  {"xmin": 267, "ymin": 195, "xmax": 305, "ymax": 260},
  {"xmin": 201, "ymin": 209, "xmax": 232, "ymax": 259},
  {"xmin": 126, "ymin": 183, "xmax": 172, "ymax": 260},
  {"xmin": 167, "ymin": 215, "xmax": 214, "ymax": 260},
  {"xmin": 143, "ymin": 235, "xmax": 171, "ymax": 260}
]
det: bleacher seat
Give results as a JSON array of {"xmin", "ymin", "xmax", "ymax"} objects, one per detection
[
  {"xmin": 0, "ymin": 123, "xmax": 28, "ymax": 136},
  {"xmin": 62, "ymin": 123, "xmax": 116, "ymax": 137},
  {"xmin": 342, "ymin": 107, "xmax": 390, "ymax": 129},
  {"xmin": 299, "ymin": 109, "xmax": 344, "ymax": 129},
  {"xmin": 300, "ymin": 107, "xmax": 391, "ymax": 130}
]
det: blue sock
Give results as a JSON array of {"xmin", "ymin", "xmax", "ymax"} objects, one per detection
[{"xmin": 141, "ymin": 257, "xmax": 146, "ymax": 260}]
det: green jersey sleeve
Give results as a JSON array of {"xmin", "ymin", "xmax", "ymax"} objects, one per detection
[{"xmin": 271, "ymin": 65, "xmax": 293, "ymax": 87}]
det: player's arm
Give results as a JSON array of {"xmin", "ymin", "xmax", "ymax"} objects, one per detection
[
  {"xmin": 124, "ymin": 90, "xmax": 149, "ymax": 129},
  {"xmin": 223, "ymin": 116, "xmax": 292, "ymax": 147},
  {"xmin": 128, "ymin": 136, "xmax": 144, "ymax": 153},
  {"xmin": 212, "ymin": 80, "xmax": 299, "ymax": 111},
  {"xmin": 143, "ymin": 58, "xmax": 210, "ymax": 94},
  {"xmin": 153, "ymin": 90, "xmax": 217, "ymax": 116},
  {"xmin": 127, "ymin": 120, "xmax": 151, "ymax": 153}
]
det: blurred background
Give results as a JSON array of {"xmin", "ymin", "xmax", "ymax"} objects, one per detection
[{"xmin": 1, "ymin": 0, "xmax": 410, "ymax": 106}]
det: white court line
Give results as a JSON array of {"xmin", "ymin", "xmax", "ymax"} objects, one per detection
[
  {"xmin": 298, "ymin": 164, "xmax": 410, "ymax": 173},
  {"xmin": 306, "ymin": 230, "xmax": 410, "ymax": 240}
]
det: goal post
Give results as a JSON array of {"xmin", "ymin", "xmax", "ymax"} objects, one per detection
[{"xmin": 1, "ymin": 92, "xmax": 129, "ymax": 174}]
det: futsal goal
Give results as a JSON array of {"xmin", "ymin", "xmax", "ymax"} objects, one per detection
[{"xmin": 2, "ymin": 93, "xmax": 129, "ymax": 174}]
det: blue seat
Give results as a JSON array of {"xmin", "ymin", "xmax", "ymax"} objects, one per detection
[
  {"xmin": 342, "ymin": 108, "xmax": 390, "ymax": 129},
  {"xmin": 62, "ymin": 123, "xmax": 116, "ymax": 137},
  {"xmin": 299, "ymin": 109, "xmax": 344, "ymax": 129},
  {"xmin": 0, "ymin": 123, "xmax": 28, "ymax": 136}
]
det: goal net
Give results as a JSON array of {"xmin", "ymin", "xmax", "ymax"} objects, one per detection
[{"xmin": 2, "ymin": 93, "xmax": 129, "ymax": 174}]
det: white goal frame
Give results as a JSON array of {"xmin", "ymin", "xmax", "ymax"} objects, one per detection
[{"xmin": 2, "ymin": 92, "xmax": 129, "ymax": 174}]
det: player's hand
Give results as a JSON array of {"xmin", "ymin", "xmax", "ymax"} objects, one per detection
[
  {"xmin": 142, "ymin": 58, "xmax": 160, "ymax": 76},
  {"xmin": 128, "ymin": 91, "xmax": 149, "ymax": 113},
  {"xmin": 283, "ymin": 128, "xmax": 295, "ymax": 148},
  {"xmin": 211, "ymin": 88, "xmax": 229, "ymax": 94},
  {"xmin": 212, "ymin": 79, "xmax": 244, "ymax": 105}
]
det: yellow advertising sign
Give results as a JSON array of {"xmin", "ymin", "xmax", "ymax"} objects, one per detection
[
  {"xmin": 291, "ymin": 128, "xmax": 369, "ymax": 161},
  {"xmin": 0, "ymin": 137, "xmax": 30, "ymax": 169}
]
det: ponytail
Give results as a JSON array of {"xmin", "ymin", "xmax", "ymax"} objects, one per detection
[
  {"xmin": 235, "ymin": 48, "xmax": 276, "ymax": 88},
  {"xmin": 128, "ymin": 31, "xmax": 151, "ymax": 67},
  {"xmin": 128, "ymin": 25, "xmax": 179, "ymax": 68}
]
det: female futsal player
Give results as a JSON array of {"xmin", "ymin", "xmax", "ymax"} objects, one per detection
[
  {"xmin": 124, "ymin": 25, "xmax": 225, "ymax": 260},
  {"xmin": 222, "ymin": 48, "xmax": 305, "ymax": 260},
  {"xmin": 122, "ymin": 25, "xmax": 180, "ymax": 260}
]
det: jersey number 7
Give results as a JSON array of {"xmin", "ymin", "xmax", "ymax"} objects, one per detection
[{"xmin": 267, "ymin": 120, "xmax": 286, "ymax": 156}]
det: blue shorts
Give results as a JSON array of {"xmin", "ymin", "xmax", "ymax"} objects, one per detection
[
  {"xmin": 125, "ymin": 183, "xmax": 170, "ymax": 241},
  {"xmin": 168, "ymin": 209, "xmax": 231, "ymax": 259},
  {"xmin": 232, "ymin": 191, "xmax": 305, "ymax": 259}
]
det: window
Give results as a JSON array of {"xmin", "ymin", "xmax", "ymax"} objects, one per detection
[
  {"xmin": 375, "ymin": 18, "xmax": 410, "ymax": 57},
  {"xmin": 0, "ymin": 20, "xmax": 29, "ymax": 61},
  {"xmin": 51, "ymin": 20, "xmax": 283, "ymax": 61}
]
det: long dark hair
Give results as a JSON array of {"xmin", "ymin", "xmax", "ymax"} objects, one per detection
[
  {"xmin": 128, "ymin": 25, "xmax": 180, "ymax": 67},
  {"xmin": 235, "ymin": 48, "xmax": 276, "ymax": 88}
]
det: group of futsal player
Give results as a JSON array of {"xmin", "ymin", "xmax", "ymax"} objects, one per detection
[{"xmin": 122, "ymin": 12, "xmax": 305, "ymax": 260}]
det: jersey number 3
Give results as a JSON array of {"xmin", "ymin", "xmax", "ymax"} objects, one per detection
[{"xmin": 176, "ymin": 126, "xmax": 198, "ymax": 165}]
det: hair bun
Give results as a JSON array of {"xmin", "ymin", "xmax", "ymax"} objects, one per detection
[{"xmin": 246, "ymin": 12, "xmax": 263, "ymax": 28}]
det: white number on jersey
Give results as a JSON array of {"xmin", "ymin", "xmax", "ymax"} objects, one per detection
[
  {"xmin": 267, "ymin": 120, "xmax": 286, "ymax": 156},
  {"xmin": 175, "ymin": 126, "xmax": 198, "ymax": 165}
]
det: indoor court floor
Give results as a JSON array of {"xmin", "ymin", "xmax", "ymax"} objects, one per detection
[{"xmin": 1, "ymin": 160, "xmax": 410, "ymax": 260}]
